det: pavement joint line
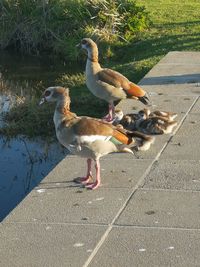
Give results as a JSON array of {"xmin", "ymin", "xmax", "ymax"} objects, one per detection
[
  {"xmin": 3, "ymin": 221, "xmax": 200, "ymax": 232},
  {"xmin": 141, "ymin": 159, "xmax": 200, "ymax": 162},
  {"xmin": 158, "ymin": 63, "xmax": 200, "ymax": 65},
  {"xmin": 156, "ymin": 95, "xmax": 200, "ymax": 97},
  {"xmin": 2, "ymin": 221, "xmax": 108, "ymax": 227},
  {"xmin": 150, "ymin": 94, "xmax": 200, "ymax": 97},
  {"xmin": 112, "ymin": 225, "xmax": 200, "ymax": 231},
  {"xmin": 82, "ymin": 95, "xmax": 200, "ymax": 267},
  {"xmin": 101, "ymin": 158, "xmax": 152, "ymax": 161},
  {"xmin": 140, "ymin": 188, "xmax": 200, "ymax": 193}
]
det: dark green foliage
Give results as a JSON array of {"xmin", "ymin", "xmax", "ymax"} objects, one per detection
[
  {"xmin": 0, "ymin": 0, "xmax": 150, "ymax": 59},
  {"xmin": 0, "ymin": 83, "xmax": 107, "ymax": 138},
  {"xmin": 0, "ymin": 100, "xmax": 55, "ymax": 138}
]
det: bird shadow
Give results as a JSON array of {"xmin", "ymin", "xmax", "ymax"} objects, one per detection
[{"xmin": 39, "ymin": 179, "xmax": 86, "ymax": 190}]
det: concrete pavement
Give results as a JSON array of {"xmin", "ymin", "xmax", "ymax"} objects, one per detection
[{"xmin": 1, "ymin": 51, "xmax": 200, "ymax": 267}]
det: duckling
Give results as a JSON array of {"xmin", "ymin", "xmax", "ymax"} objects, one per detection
[
  {"xmin": 39, "ymin": 86, "xmax": 154, "ymax": 190},
  {"xmin": 142, "ymin": 108, "xmax": 178, "ymax": 121},
  {"xmin": 77, "ymin": 38, "xmax": 150, "ymax": 121},
  {"xmin": 134, "ymin": 116, "xmax": 178, "ymax": 135},
  {"xmin": 114, "ymin": 108, "xmax": 178, "ymax": 135}
]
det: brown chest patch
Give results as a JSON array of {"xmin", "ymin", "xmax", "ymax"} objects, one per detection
[{"xmin": 73, "ymin": 118, "xmax": 114, "ymax": 136}]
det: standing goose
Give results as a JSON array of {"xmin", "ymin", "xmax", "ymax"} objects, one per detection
[
  {"xmin": 39, "ymin": 86, "xmax": 154, "ymax": 189},
  {"xmin": 78, "ymin": 38, "xmax": 150, "ymax": 121}
]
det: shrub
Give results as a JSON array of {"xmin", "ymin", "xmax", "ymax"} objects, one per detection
[{"xmin": 0, "ymin": 0, "xmax": 150, "ymax": 59}]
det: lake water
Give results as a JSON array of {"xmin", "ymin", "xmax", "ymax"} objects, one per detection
[
  {"xmin": 0, "ymin": 52, "xmax": 77, "ymax": 221},
  {"xmin": 0, "ymin": 136, "xmax": 68, "ymax": 221}
]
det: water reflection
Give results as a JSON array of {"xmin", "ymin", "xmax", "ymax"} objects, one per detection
[
  {"xmin": 0, "ymin": 52, "xmax": 82, "ymax": 221},
  {"xmin": 0, "ymin": 136, "xmax": 68, "ymax": 221},
  {"xmin": 0, "ymin": 50, "xmax": 83, "ymax": 100}
]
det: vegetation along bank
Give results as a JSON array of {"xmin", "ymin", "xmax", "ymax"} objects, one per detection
[{"xmin": 0, "ymin": 0, "xmax": 200, "ymax": 138}]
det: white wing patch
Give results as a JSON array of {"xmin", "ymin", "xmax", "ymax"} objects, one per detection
[{"xmin": 76, "ymin": 135, "xmax": 111, "ymax": 144}]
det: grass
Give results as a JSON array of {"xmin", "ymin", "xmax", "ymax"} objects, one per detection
[
  {"xmin": 0, "ymin": 0, "xmax": 150, "ymax": 58},
  {"xmin": 1, "ymin": 0, "xmax": 200, "ymax": 138},
  {"xmin": 111, "ymin": 0, "xmax": 200, "ymax": 81},
  {"xmin": 0, "ymin": 72, "xmax": 107, "ymax": 138}
]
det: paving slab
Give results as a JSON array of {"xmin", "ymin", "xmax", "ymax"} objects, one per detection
[
  {"xmin": 140, "ymin": 52, "xmax": 200, "ymax": 86},
  {"xmin": 190, "ymin": 97, "xmax": 200, "ymax": 113},
  {"xmin": 89, "ymin": 227, "xmax": 200, "ymax": 267},
  {"xmin": 158, "ymin": 51, "xmax": 200, "ymax": 64},
  {"xmin": 116, "ymin": 189, "xmax": 200, "ymax": 228},
  {"xmin": 0, "ymin": 223, "xmax": 106, "ymax": 267},
  {"xmin": 160, "ymin": 113, "xmax": 200, "ymax": 160},
  {"xmin": 37, "ymin": 156, "xmax": 152, "ymax": 189},
  {"xmin": 143, "ymin": 83, "xmax": 200, "ymax": 97},
  {"xmin": 1, "ymin": 51, "xmax": 200, "ymax": 267},
  {"xmin": 135, "ymin": 134, "xmax": 170, "ymax": 160},
  {"xmin": 149, "ymin": 95, "xmax": 195, "ymax": 113},
  {"xmin": 142, "ymin": 64, "xmax": 200, "ymax": 85},
  {"xmin": 118, "ymin": 95, "xmax": 195, "ymax": 115},
  {"xmin": 4, "ymin": 187, "xmax": 131, "ymax": 224},
  {"xmin": 143, "ymin": 160, "xmax": 200, "ymax": 190}
]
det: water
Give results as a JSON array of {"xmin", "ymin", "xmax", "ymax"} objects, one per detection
[
  {"xmin": 0, "ymin": 50, "xmax": 82, "ymax": 96},
  {"xmin": 0, "ymin": 136, "xmax": 69, "ymax": 221},
  {"xmin": 0, "ymin": 52, "xmax": 78, "ymax": 221}
]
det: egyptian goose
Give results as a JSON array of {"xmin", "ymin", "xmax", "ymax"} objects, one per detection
[
  {"xmin": 77, "ymin": 38, "xmax": 150, "ymax": 121},
  {"xmin": 114, "ymin": 108, "xmax": 178, "ymax": 135},
  {"xmin": 39, "ymin": 86, "xmax": 154, "ymax": 189}
]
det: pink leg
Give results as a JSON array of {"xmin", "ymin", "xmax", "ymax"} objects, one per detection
[
  {"xmin": 76, "ymin": 159, "xmax": 93, "ymax": 184},
  {"xmin": 103, "ymin": 103, "xmax": 115, "ymax": 122},
  {"xmin": 86, "ymin": 160, "xmax": 101, "ymax": 190}
]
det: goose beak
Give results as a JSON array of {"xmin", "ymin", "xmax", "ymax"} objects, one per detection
[
  {"xmin": 138, "ymin": 94, "xmax": 151, "ymax": 106},
  {"xmin": 76, "ymin": 43, "xmax": 81, "ymax": 49},
  {"xmin": 39, "ymin": 97, "xmax": 46, "ymax": 105}
]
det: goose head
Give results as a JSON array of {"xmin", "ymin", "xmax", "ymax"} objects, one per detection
[
  {"xmin": 76, "ymin": 38, "xmax": 99, "ymax": 62},
  {"xmin": 39, "ymin": 86, "xmax": 70, "ymax": 105},
  {"xmin": 78, "ymin": 38, "xmax": 97, "ymax": 51}
]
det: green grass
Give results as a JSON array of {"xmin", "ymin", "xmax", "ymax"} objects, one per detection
[
  {"xmin": 62, "ymin": 0, "xmax": 200, "ymax": 116},
  {"xmin": 111, "ymin": 0, "xmax": 200, "ymax": 81},
  {"xmin": 0, "ymin": 0, "xmax": 150, "ymax": 58},
  {"xmin": 1, "ymin": 0, "xmax": 200, "ymax": 138}
]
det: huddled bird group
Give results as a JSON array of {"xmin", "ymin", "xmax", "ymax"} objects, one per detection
[{"xmin": 39, "ymin": 38, "xmax": 178, "ymax": 190}]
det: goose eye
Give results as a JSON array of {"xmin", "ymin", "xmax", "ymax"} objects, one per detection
[
  {"xmin": 81, "ymin": 39, "xmax": 87, "ymax": 45},
  {"xmin": 45, "ymin": 90, "xmax": 51, "ymax": 97}
]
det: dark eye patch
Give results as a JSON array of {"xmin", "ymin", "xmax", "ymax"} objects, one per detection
[
  {"xmin": 45, "ymin": 90, "xmax": 51, "ymax": 97},
  {"xmin": 81, "ymin": 39, "xmax": 87, "ymax": 45}
]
